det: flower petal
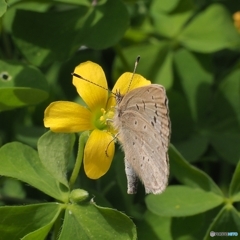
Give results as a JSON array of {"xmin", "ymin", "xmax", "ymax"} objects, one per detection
[
  {"xmin": 73, "ymin": 61, "xmax": 108, "ymax": 111},
  {"xmin": 84, "ymin": 129, "xmax": 115, "ymax": 179},
  {"xmin": 108, "ymin": 72, "xmax": 151, "ymax": 108},
  {"xmin": 44, "ymin": 101, "xmax": 93, "ymax": 132},
  {"xmin": 113, "ymin": 72, "xmax": 151, "ymax": 94}
]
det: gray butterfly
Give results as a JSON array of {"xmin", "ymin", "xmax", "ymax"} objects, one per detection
[{"xmin": 113, "ymin": 84, "xmax": 170, "ymax": 194}]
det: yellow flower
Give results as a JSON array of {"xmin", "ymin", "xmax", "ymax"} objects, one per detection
[
  {"xmin": 44, "ymin": 61, "xmax": 150, "ymax": 179},
  {"xmin": 233, "ymin": 11, "xmax": 240, "ymax": 32}
]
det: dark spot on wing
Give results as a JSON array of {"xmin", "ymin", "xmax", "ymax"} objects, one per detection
[{"xmin": 153, "ymin": 116, "xmax": 157, "ymax": 123}]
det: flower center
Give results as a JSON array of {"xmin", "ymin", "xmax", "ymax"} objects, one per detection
[{"xmin": 94, "ymin": 108, "xmax": 115, "ymax": 132}]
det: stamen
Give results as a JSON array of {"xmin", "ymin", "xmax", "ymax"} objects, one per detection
[{"xmin": 101, "ymin": 108, "xmax": 106, "ymax": 114}]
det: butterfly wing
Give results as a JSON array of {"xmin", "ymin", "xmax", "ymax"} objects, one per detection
[{"xmin": 114, "ymin": 84, "xmax": 170, "ymax": 194}]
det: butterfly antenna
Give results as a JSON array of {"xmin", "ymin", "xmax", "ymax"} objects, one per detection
[
  {"xmin": 71, "ymin": 73, "xmax": 109, "ymax": 92},
  {"xmin": 126, "ymin": 55, "xmax": 140, "ymax": 94}
]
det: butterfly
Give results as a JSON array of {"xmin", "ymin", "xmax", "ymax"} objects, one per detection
[{"xmin": 113, "ymin": 83, "xmax": 170, "ymax": 194}]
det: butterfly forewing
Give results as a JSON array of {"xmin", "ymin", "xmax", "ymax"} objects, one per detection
[{"xmin": 113, "ymin": 84, "xmax": 170, "ymax": 194}]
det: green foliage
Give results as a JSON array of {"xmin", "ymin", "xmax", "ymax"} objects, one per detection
[
  {"xmin": 0, "ymin": 0, "xmax": 240, "ymax": 239},
  {"xmin": 0, "ymin": 60, "xmax": 49, "ymax": 111},
  {"xmin": 0, "ymin": 0, "xmax": 7, "ymax": 17},
  {"xmin": 0, "ymin": 141, "xmax": 69, "ymax": 201},
  {"xmin": 0, "ymin": 203, "xmax": 62, "ymax": 239},
  {"xmin": 0, "ymin": 133, "xmax": 136, "ymax": 239}
]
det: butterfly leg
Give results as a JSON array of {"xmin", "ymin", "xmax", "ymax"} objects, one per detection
[{"xmin": 125, "ymin": 159, "xmax": 138, "ymax": 194}]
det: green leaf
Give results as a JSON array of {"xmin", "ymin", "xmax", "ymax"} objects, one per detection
[
  {"xmin": 140, "ymin": 207, "xmax": 222, "ymax": 240},
  {"xmin": 22, "ymin": 224, "xmax": 54, "ymax": 240},
  {"xmin": 220, "ymin": 68, "xmax": 240, "ymax": 122},
  {"xmin": 15, "ymin": 125, "xmax": 46, "ymax": 148},
  {"xmin": 179, "ymin": 4, "xmax": 240, "ymax": 52},
  {"xmin": 151, "ymin": 0, "xmax": 194, "ymax": 38},
  {"xmin": 174, "ymin": 134, "xmax": 209, "ymax": 162},
  {"xmin": 209, "ymin": 68, "xmax": 240, "ymax": 130},
  {"xmin": 0, "ymin": 60, "xmax": 49, "ymax": 111},
  {"xmin": 174, "ymin": 49, "xmax": 213, "ymax": 122},
  {"xmin": 0, "ymin": 0, "xmax": 7, "ymax": 17},
  {"xmin": 114, "ymin": 42, "xmax": 174, "ymax": 90},
  {"xmin": 169, "ymin": 144, "xmax": 223, "ymax": 196},
  {"xmin": 145, "ymin": 185, "xmax": 224, "ymax": 217},
  {"xmin": 78, "ymin": 0, "xmax": 129, "ymax": 50},
  {"xmin": 38, "ymin": 131, "xmax": 75, "ymax": 188},
  {"xmin": 210, "ymin": 132, "xmax": 240, "ymax": 165},
  {"xmin": 171, "ymin": 206, "xmax": 222, "ymax": 239},
  {"xmin": 154, "ymin": 50, "xmax": 173, "ymax": 90},
  {"xmin": 137, "ymin": 210, "xmax": 171, "ymax": 240},
  {"xmin": 53, "ymin": 0, "xmax": 90, "ymax": 5},
  {"xmin": 58, "ymin": 202, "xmax": 137, "ymax": 240},
  {"xmin": 204, "ymin": 205, "xmax": 240, "ymax": 240},
  {"xmin": 11, "ymin": 0, "xmax": 129, "ymax": 66},
  {"xmin": 229, "ymin": 161, "xmax": 240, "ymax": 202},
  {"xmin": 2, "ymin": 178, "xmax": 26, "ymax": 199},
  {"xmin": 2, "ymin": 1, "xmax": 50, "ymax": 33},
  {"xmin": 0, "ymin": 142, "xmax": 69, "ymax": 202},
  {"xmin": 0, "ymin": 203, "xmax": 62, "ymax": 240},
  {"xmin": 152, "ymin": 0, "xmax": 181, "ymax": 12},
  {"xmin": 2, "ymin": 2, "xmax": 50, "ymax": 66},
  {"xmin": 168, "ymin": 90, "xmax": 194, "ymax": 141},
  {"xmin": 171, "ymin": 213, "xmax": 204, "ymax": 239},
  {"xmin": 208, "ymin": 68, "xmax": 240, "ymax": 164}
]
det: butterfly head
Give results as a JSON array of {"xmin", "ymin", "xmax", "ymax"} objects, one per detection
[{"xmin": 115, "ymin": 89, "xmax": 124, "ymax": 105}]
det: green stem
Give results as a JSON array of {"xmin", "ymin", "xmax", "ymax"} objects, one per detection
[{"xmin": 69, "ymin": 131, "xmax": 88, "ymax": 189}]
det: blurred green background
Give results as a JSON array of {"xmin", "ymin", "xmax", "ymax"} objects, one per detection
[{"xmin": 0, "ymin": 0, "xmax": 240, "ymax": 239}]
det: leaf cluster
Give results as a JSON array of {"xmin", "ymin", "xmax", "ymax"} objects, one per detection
[{"xmin": 0, "ymin": 0, "xmax": 240, "ymax": 239}]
